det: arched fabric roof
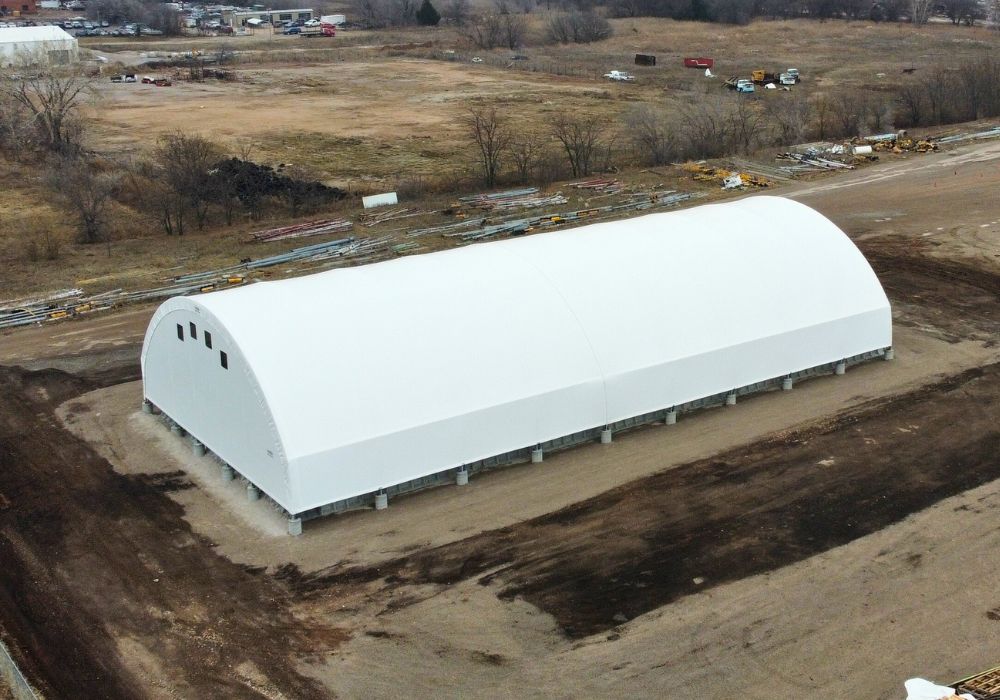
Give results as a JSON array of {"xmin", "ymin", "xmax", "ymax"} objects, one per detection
[{"xmin": 141, "ymin": 196, "xmax": 891, "ymax": 515}]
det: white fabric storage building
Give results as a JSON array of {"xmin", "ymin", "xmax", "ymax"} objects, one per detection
[
  {"xmin": 0, "ymin": 27, "xmax": 78, "ymax": 67},
  {"xmin": 141, "ymin": 196, "xmax": 892, "ymax": 527}
]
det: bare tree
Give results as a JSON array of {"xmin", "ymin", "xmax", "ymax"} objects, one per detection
[
  {"xmin": 0, "ymin": 91, "xmax": 36, "ymax": 159},
  {"xmin": 679, "ymin": 98, "xmax": 735, "ymax": 159},
  {"xmin": 465, "ymin": 12, "xmax": 503, "ymax": 48},
  {"xmin": 830, "ymin": 90, "xmax": 867, "ymax": 137},
  {"xmin": 0, "ymin": 71, "xmax": 91, "ymax": 155},
  {"xmin": 508, "ymin": 132, "xmax": 542, "ymax": 183},
  {"xmin": 545, "ymin": 12, "xmax": 573, "ymax": 41},
  {"xmin": 862, "ymin": 92, "xmax": 892, "ymax": 132},
  {"xmin": 464, "ymin": 107, "xmax": 511, "ymax": 186},
  {"xmin": 550, "ymin": 113, "xmax": 609, "ymax": 177},
  {"xmin": 353, "ymin": 0, "xmax": 391, "ymax": 27},
  {"xmin": 625, "ymin": 106, "xmax": 677, "ymax": 165},
  {"xmin": 941, "ymin": 0, "xmax": 981, "ymax": 23},
  {"xmin": 910, "ymin": 0, "xmax": 932, "ymax": 24},
  {"xmin": 730, "ymin": 96, "xmax": 765, "ymax": 153},
  {"xmin": 154, "ymin": 133, "xmax": 224, "ymax": 234},
  {"xmin": 500, "ymin": 12, "xmax": 527, "ymax": 48},
  {"xmin": 46, "ymin": 158, "xmax": 121, "ymax": 244},
  {"xmin": 894, "ymin": 82, "xmax": 926, "ymax": 127},
  {"xmin": 442, "ymin": 0, "xmax": 470, "ymax": 23},
  {"xmin": 811, "ymin": 94, "xmax": 836, "ymax": 140},
  {"xmin": 763, "ymin": 92, "xmax": 812, "ymax": 145},
  {"xmin": 923, "ymin": 67, "xmax": 953, "ymax": 124},
  {"xmin": 546, "ymin": 11, "xmax": 612, "ymax": 43},
  {"xmin": 124, "ymin": 158, "xmax": 183, "ymax": 236}
]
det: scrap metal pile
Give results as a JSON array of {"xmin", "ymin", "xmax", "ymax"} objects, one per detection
[
  {"xmin": 863, "ymin": 132, "xmax": 937, "ymax": 153},
  {"xmin": 358, "ymin": 207, "xmax": 431, "ymax": 227},
  {"xmin": 4, "ymin": 178, "xmax": 715, "ymax": 331},
  {"xmin": 409, "ymin": 190, "xmax": 703, "ymax": 242},
  {"xmin": 247, "ymin": 218, "xmax": 353, "ymax": 243},
  {"xmin": 0, "ymin": 278, "xmax": 247, "ymax": 330},
  {"xmin": 570, "ymin": 178, "xmax": 625, "ymax": 195},
  {"xmin": 776, "ymin": 151, "xmax": 856, "ymax": 172},
  {"xmin": 0, "ymin": 236, "xmax": 415, "ymax": 330},
  {"xmin": 458, "ymin": 187, "xmax": 569, "ymax": 211},
  {"xmin": 684, "ymin": 163, "xmax": 772, "ymax": 188},
  {"xmin": 934, "ymin": 124, "xmax": 1000, "ymax": 145}
]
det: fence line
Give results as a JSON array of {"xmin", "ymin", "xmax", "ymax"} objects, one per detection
[{"xmin": 0, "ymin": 637, "xmax": 40, "ymax": 700}]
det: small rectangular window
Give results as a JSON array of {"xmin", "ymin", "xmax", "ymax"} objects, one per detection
[
  {"xmin": 204, "ymin": 331, "xmax": 213, "ymax": 349},
  {"xmin": 220, "ymin": 351, "xmax": 228, "ymax": 369},
  {"xmin": 176, "ymin": 323, "xmax": 184, "ymax": 340},
  {"xmin": 189, "ymin": 322, "xmax": 197, "ymax": 340}
]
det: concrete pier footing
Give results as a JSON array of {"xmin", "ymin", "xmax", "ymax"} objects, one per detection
[
  {"xmin": 247, "ymin": 483, "xmax": 260, "ymax": 502},
  {"xmin": 531, "ymin": 447, "xmax": 544, "ymax": 463},
  {"xmin": 191, "ymin": 439, "xmax": 206, "ymax": 457},
  {"xmin": 375, "ymin": 492, "xmax": 388, "ymax": 510},
  {"xmin": 665, "ymin": 409, "xmax": 677, "ymax": 425},
  {"xmin": 141, "ymin": 400, "xmax": 154, "ymax": 414},
  {"xmin": 600, "ymin": 428, "xmax": 613, "ymax": 444},
  {"xmin": 221, "ymin": 464, "xmax": 235, "ymax": 482},
  {"xmin": 456, "ymin": 468, "xmax": 469, "ymax": 486},
  {"xmin": 835, "ymin": 360, "xmax": 847, "ymax": 375},
  {"xmin": 782, "ymin": 376, "xmax": 794, "ymax": 391},
  {"xmin": 725, "ymin": 392, "xmax": 737, "ymax": 406},
  {"xmin": 169, "ymin": 423, "xmax": 185, "ymax": 437},
  {"xmin": 287, "ymin": 517, "xmax": 303, "ymax": 536},
  {"xmin": 884, "ymin": 347, "xmax": 895, "ymax": 361}
]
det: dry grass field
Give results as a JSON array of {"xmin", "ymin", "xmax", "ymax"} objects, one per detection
[{"xmin": 0, "ymin": 18, "xmax": 996, "ymax": 301}]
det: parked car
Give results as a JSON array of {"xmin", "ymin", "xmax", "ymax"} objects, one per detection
[
  {"xmin": 603, "ymin": 70, "xmax": 635, "ymax": 82},
  {"xmin": 283, "ymin": 25, "xmax": 301, "ymax": 34}
]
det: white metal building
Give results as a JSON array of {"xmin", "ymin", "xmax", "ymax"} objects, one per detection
[
  {"xmin": 0, "ymin": 26, "xmax": 78, "ymax": 67},
  {"xmin": 141, "ymin": 196, "xmax": 892, "ymax": 532}
]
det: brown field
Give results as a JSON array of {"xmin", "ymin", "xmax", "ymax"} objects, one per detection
[
  {"xmin": 1, "ymin": 16, "xmax": 1000, "ymax": 700},
  {"xmin": 1, "ymin": 18, "xmax": 997, "ymax": 299}
]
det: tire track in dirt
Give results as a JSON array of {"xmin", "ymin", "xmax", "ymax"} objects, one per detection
[
  {"xmin": 289, "ymin": 363, "xmax": 1000, "ymax": 639},
  {"xmin": 0, "ymin": 367, "xmax": 344, "ymax": 699}
]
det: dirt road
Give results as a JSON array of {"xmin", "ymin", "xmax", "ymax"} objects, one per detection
[{"xmin": 0, "ymin": 135, "xmax": 999, "ymax": 698}]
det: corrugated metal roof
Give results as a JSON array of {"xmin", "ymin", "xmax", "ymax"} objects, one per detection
[{"xmin": 0, "ymin": 26, "xmax": 76, "ymax": 44}]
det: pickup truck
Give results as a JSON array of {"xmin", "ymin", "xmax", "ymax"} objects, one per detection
[
  {"xmin": 603, "ymin": 70, "xmax": 635, "ymax": 82},
  {"xmin": 304, "ymin": 23, "xmax": 335, "ymax": 36},
  {"xmin": 724, "ymin": 77, "xmax": 755, "ymax": 93}
]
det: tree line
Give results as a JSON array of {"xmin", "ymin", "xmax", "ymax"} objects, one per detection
[
  {"xmin": 464, "ymin": 54, "xmax": 1000, "ymax": 185},
  {"xmin": 355, "ymin": 0, "xmax": 997, "ymax": 29}
]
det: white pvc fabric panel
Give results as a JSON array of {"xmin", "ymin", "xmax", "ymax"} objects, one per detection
[{"xmin": 141, "ymin": 196, "xmax": 891, "ymax": 515}]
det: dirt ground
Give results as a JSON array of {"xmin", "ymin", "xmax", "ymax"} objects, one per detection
[
  {"xmin": 57, "ymin": 325, "xmax": 999, "ymax": 571},
  {"xmin": 0, "ymin": 130, "xmax": 999, "ymax": 698}
]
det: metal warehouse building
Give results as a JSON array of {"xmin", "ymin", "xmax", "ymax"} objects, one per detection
[
  {"xmin": 141, "ymin": 196, "xmax": 892, "ymax": 534},
  {"xmin": 0, "ymin": 26, "xmax": 77, "ymax": 67}
]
